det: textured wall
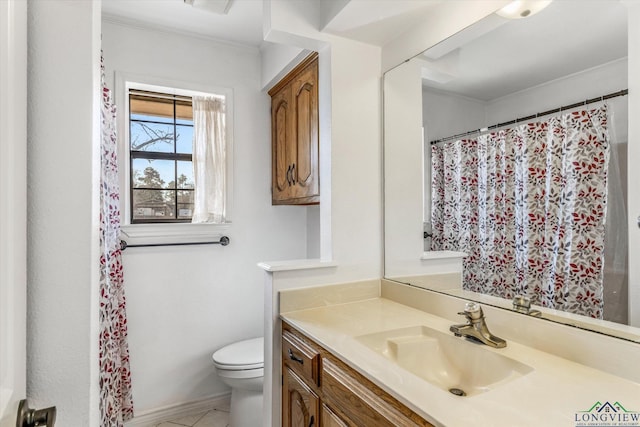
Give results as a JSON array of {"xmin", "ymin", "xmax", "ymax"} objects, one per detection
[
  {"xmin": 27, "ymin": 0, "xmax": 101, "ymax": 425},
  {"xmin": 102, "ymin": 20, "xmax": 309, "ymax": 413}
]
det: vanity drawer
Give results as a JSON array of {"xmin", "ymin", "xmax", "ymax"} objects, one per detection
[{"xmin": 282, "ymin": 329, "xmax": 321, "ymax": 386}]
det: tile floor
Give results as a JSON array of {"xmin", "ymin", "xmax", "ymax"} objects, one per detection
[
  {"xmin": 153, "ymin": 409, "xmax": 229, "ymax": 427},
  {"xmin": 153, "ymin": 399, "xmax": 230, "ymax": 427}
]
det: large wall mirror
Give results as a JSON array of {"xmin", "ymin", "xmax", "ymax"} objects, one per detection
[{"xmin": 383, "ymin": 0, "xmax": 639, "ymax": 341}]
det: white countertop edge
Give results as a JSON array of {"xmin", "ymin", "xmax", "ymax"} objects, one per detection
[
  {"xmin": 420, "ymin": 250, "xmax": 467, "ymax": 260},
  {"xmin": 281, "ymin": 298, "xmax": 640, "ymax": 427},
  {"xmin": 257, "ymin": 259, "xmax": 338, "ymax": 272}
]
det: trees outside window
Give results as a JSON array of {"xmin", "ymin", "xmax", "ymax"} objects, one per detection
[{"xmin": 129, "ymin": 91, "xmax": 195, "ymax": 222}]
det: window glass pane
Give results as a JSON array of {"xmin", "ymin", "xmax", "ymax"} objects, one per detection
[
  {"xmin": 176, "ymin": 118, "xmax": 193, "ymax": 126},
  {"xmin": 130, "ymin": 121, "xmax": 175, "ymax": 152},
  {"xmin": 176, "ymin": 125, "xmax": 193, "ymax": 154},
  {"xmin": 132, "ymin": 190, "xmax": 176, "ymax": 221},
  {"xmin": 132, "ymin": 159, "xmax": 176, "ymax": 189},
  {"xmin": 177, "ymin": 190, "xmax": 194, "ymax": 219},
  {"xmin": 176, "ymin": 161, "xmax": 194, "ymax": 189}
]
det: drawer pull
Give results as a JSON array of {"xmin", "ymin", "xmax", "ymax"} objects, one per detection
[
  {"xmin": 308, "ymin": 415, "xmax": 315, "ymax": 427},
  {"xmin": 288, "ymin": 348, "xmax": 304, "ymax": 365}
]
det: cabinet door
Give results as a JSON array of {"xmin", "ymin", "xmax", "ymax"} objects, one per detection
[
  {"xmin": 271, "ymin": 84, "xmax": 296, "ymax": 202},
  {"xmin": 322, "ymin": 404, "xmax": 351, "ymax": 427},
  {"xmin": 290, "ymin": 60, "xmax": 319, "ymax": 200},
  {"xmin": 282, "ymin": 330, "xmax": 321, "ymax": 386},
  {"xmin": 283, "ymin": 367, "xmax": 320, "ymax": 427}
]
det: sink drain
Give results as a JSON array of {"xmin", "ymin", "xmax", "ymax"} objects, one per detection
[{"xmin": 449, "ymin": 388, "xmax": 466, "ymax": 397}]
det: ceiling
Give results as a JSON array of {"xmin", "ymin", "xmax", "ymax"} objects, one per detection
[
  {"xmin": 101, "ymin": 1, "xmax": 628, "ymax": 101},
  {"xmin": 418, "ymin": 1, "xmax": 628, "ymax": 101},
  {"xmin": 101, "ymin": 0, "xmax": 441, "ymax": 48},
  {"xmin": 101, "ymin": 0, "xmax": 265, "ymax": 47},
  {"xmin": 319, "ymin": 0, "xmax": 441, "ymax": 46}
]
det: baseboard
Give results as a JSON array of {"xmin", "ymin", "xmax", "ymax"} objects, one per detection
[{"xmin": 124, "ymin": 393, "xmax": 231, "ymax": 427}]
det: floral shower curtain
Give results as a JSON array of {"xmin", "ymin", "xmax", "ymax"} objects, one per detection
[
  {"xmin": 99, "ymin": 56, "xmax": 134, "ymax": 425},
  {"xmin": 431, "ymin": 105, "xmax": 610, "ymax": 318}
]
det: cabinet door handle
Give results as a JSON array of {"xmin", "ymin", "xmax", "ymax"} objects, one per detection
[
  {"xmin": 308, "ymin": 415, "xmax": 315, "ymax": 427},
  {"xmin": 288, "ymin": 348, "xmax": 304, "ymax": 365},
  {"xmin": 291, "ymin": 163, "xmax": 296, "ymax": 184}
]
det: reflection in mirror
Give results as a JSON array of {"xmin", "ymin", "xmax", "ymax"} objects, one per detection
[{"xmin": 383, "ymin": 1, "xmax": 637, "ymax": 341}]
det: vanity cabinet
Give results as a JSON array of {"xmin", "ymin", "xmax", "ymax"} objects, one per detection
[
  {"xmin": 283, "ymin": 367, "xmax": 320, "ymax": 427},
  {"xmin": 282, "ymin": 321, "xmax": 435, "ymax": 427},
  {"xmin": 269, "ymin": 52, "xmax": 319, "ymax": 205}
]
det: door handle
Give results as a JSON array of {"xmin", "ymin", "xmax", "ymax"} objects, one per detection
[
  {"xmin": 291, "ymin": 163, "xmax": 296, "ymax": 184},
  {"xmin": 288, "ymin": 348, "xmax": 304, "ymax": 365},
  {"xmin": 286, "ymin": 164, "xmax": 292, "ymax": 186},
  {"xmin": 16, "ymin": 399, "xmax": 57, "ymax": 427}
]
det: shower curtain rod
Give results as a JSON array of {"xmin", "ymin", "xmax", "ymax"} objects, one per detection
[
  {"xmin": 429, "ymin": 89, "xmax": 628, "ymax": 145},
  {"xmin": 119, "ymin": 235, "xmax": 230, "ymax": 251}
]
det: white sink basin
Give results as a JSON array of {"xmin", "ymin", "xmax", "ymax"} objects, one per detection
[{"xmin": 356, "ymin": 325, "xmax": 533, "ymax": 396}]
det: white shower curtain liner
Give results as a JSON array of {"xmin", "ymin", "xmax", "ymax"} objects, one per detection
[{"xmin": 602, "ymin": 107, "xmax": 629, "ymax": 323}]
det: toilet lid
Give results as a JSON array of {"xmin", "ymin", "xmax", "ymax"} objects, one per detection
[{"xmin": 212, "ymin": 337, "xmax": 264, "ymax": 370}]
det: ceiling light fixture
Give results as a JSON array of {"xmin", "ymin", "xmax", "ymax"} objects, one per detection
[{"xmin": 496, "ymin": 0, "xmax": 552, "ymax": 19}]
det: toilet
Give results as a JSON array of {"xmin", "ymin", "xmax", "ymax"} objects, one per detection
[{"xmin": 212, "ymin": 337, "xmax": 264, "ymax": 427}]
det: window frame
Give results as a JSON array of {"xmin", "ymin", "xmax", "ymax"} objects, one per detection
[{"xmin": 115, "ymin": 72, "xmax": 234, "ymax": 243}]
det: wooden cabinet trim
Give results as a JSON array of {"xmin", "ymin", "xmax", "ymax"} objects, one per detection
[
  {"xmin": 283, "ymin": 329, "xmax": 321, "ymax": 386},
  {"xmin": 270, "ymin": 52, "xmax": 319, "ymax": 205},
  {"xmin": 268, "ymin": 52, "xmax": 319, "ymax": 97},
  {"xmin": 282, "ymin": 321, "xmax": 435, "ymax": 427},
  {"xmin": 321, "ymin": 403, "xmax": 351, "ymax": 427}
]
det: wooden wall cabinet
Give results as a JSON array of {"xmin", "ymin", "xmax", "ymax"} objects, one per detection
[
  {"xmin": 282, "ymin": 322, "xmax": 435, "ymax": 427},
  {"xmin": 269, "ymin": 53, "xmax": 319, "ymax": 205}
]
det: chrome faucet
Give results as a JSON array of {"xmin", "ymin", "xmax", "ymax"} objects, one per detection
[
  {"xmin": 450, "ymin": 302, "xmax": 507, "ymax": 348},
  {"xmin": 512, "ymin": 295, "xmax": 542, "ymax": 317}
]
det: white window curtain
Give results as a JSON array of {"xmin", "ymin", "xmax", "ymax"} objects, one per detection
[{"xmin": 192, "ymin": 95, "xmax": 227, "ymax": 223}]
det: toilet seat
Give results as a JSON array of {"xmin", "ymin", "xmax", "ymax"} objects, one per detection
[
  {"xmin": 212, "ymin": 336, "xmax": 265, "ymax": 426},
  {"xmin": 212, "ymin": 337, "xmax": 264, "ymax": 371}
]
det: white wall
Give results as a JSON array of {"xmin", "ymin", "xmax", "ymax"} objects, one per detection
[
  {"xmin": 0, "ymin": 1, "xmax": 27, "ymax": 425},
  {"xmin": 487, "ymin": 58, "xmax": 628, "ymax": 133},
  {"xmin": 102, "ymin": 21, "xmax": 309, "ymax": 413},
  {"xmin": 261, "ymin": 3, "xmax": 383, "ymax": 424},
  {"xmin": 627, "ymin": 2, "xmax": 640, "ymax": 327},
  {"xmin": 421, "ymin": 88, "xmax": 486, "ymax": 143},
  {"xmin": 423, "ymin": 59, "xmax": 627, "ymax": 144},
  {"xmin": 259, "ymin": 41, "xmax": 306, "ymax": 90},
  {"xmin": 261, "ymin": 0, "xmax": 383, "ymax": 281},
  {"xmin": 384, "ymin": 59, "xmax": 426, "ymax": 277},
  {"xmin": 27, "ymin": 0, "xmax": 101, "ymax": 425}
]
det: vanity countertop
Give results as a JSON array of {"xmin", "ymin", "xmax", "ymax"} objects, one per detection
[{"xmin": 280, "ymin": 297, "xmax": 640, "ymax": 427}]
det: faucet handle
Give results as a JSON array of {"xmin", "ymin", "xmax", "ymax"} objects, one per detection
[
  {"xmin": 458, "ymin": 302, "xmax": 483, "ymax": 321},
  {"xmin": 464, "ymin": 302, "xmax": 480, "ymax": 312},
  {"xmin": 513, "ymin": 295, "xmax": 531, "ymax": 310}
]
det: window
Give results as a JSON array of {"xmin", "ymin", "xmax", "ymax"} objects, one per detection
[
  {"xmin": 129, "ymin": 90, "xmax": 195, "ymax": 223},
  {"xmin": 118, "ymin": 76, "xmax": 233, "ymax": 242}
]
